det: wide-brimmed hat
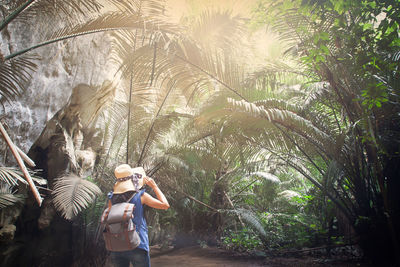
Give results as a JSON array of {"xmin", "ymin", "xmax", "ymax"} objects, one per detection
[{"xmin": 113, "ymin": 164, "xmax": 146, "ymax": 193}]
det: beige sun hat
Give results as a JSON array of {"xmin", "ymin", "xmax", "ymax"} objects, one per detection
[{"xmin": 113, "ymin": 164, "xmax": 146, "ymax": 194}]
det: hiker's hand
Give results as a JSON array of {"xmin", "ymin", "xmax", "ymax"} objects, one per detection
[{"xmin": 144, "ymin": 176, "xmax": 157, "ymax": 189}]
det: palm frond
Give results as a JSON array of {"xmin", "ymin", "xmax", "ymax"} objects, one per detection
[
  {"xmin": 0, "ymin": 0, "xmax": 37, "ymax": 32},
  {"xmin": 0, "ymin": 166, "xmax": 46, "ymax": 186},
  {"xmin": 189, "ymin": 9, "xmax": 247, "ymax": 52},
  {"xmin": 251, "ymin": 172, "xmax": 280, "ymax": 184},
  {"xmin": 0, "ymin": 166, "xmax": 26, "ymax": 186},
  {"xmin": 69, "ymin": 82, "xmax": 117, "ymax": 129},
  {"xmin": 5, "ymin": 12, "xmax": 179, "ymax": 60},
  {"xmin": 49, "ymin": 12, "xmax": 178, "ymax": 40},
  {"xmin": 254, "ymin": 98, "xmax": 302, "ymax": 114},
  {"xmin": 2, "ymin": 0, "xmax": 103, "ymax": 22},
  {"xmin": 0, "ymin": 191, "xmax": 25, "ymax": 208},
  {"xmin": 301, "ymin": 81, "xmax": 333, "ymax": 107},
  {"xmin": 277, "ymin": 190, "xmax": 301, "ymax": 200},
  {"xmin": 135, "ymin": 109, "xmax": 186, "ymax": 166},
  {"xmin": 227, "ymin": 97, "xmax": 335, "ymax": 154},
  {"xmin": 52, "ymin": 174, "xmax": 101, "ymax": 220},
  {"xmin": 106, "ymin": 0, "xmax": 166, "ymax": 16},
  {"xmin": 0, "ymin": 55, "xmax": 37, "ymax": 103},
  {"xmin": 234, "ymin": 208, "xmax": 267, "ymax": 239},
  {"xmin": 111, "ymin": 10, "xmax": 250, "ymax": 105},
  {"xmin": 0, "ymin": 183, "xmax": 25, "ymax": 208}
]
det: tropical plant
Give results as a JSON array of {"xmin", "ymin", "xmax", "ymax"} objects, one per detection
[
  {"xmin": 222, "ymin": 227, "xmax": 263, "ymax": 252},
  {"xmin": 229, "ymin": 0, "xmax": 400, "ymax": 264},
  {"xmin": 5, "ymin": 0, "xmax": 396, "ymax": 265},
  {"xmin": 0, "ymin": 183, "xmax": 25, "ymax": 209},
  {"xmin": 96, "ymin": 6, "xmax": 255, "ymax": 179},
  {"xmin": 92, "ymin": 6, "xmax": 298, "ymax": 248},
  {"xmin": 0, "ymin": 166, "xmax": 46, "ymax": 207},
  {"xmin": 52, "ymin": 174, "xmax": 101, "ymax": 220},
  {"xmin": 0, "ymin": 0, "xmax": 185, "ymax": 265}
]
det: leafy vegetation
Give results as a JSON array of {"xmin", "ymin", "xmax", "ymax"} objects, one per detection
[
  {"xmin": 248, "ymin": 0, "xmax": 400, "ymax": 265},
  {"xmin": 0, "ymin": 0, "xmax": 399, "ymax": 266}
]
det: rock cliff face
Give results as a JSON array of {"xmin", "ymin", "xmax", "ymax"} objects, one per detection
[
  {"xmin": 1, "ymin": 15, "xmax": 118, "ymax": 158},
  {"xmin": 0, "ymin": 12, "xmax": 119, "ymax": 267}
]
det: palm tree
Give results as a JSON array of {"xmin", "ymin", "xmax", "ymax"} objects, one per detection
[
  {"xmin": 237, "ymin": 0, "xmax": 400, "ymax": 264},
  {"xmin": 92, "ymin": 8, "xmax": 280, "ymax": 246},
  {"xmin": 97, "ymin": 7, "xmax": 253, "ymax": 174}
]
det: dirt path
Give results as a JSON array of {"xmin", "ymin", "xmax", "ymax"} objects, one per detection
[
  {"xmin": 150, "ymin": 246, "xmax": 367, "ymax": 267},
  {"xmin": 151, "ymin": 246, "xmax": 265, "ymax": 267}
]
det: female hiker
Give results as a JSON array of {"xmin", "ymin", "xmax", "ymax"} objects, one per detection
[{"xmin": 109, "ymin": 164, "xmax": 170, "ymax": 267}]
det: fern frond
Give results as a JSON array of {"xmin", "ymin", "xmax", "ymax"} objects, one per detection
[
  {"xmin": 277, "ymin": 190, "xmax": 300, "ymax": 199},
  {"xmin": 393, "ymin": 51, "xmax": 400, "ymax": 61},
  {"xmin": 251, "ymin": 172, "xmax": 280, "ymax": 184},
  {"xmin": 234, "ymin": 208, "xmax": 267, "ymax": 239},
  {"xmin": 52, "ymin": 174, "xmax": 101, "ymax": 220}
]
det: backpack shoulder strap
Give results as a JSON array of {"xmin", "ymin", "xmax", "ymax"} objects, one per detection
[{"xmin": 126, "ymin": 191, "xmax": 138, "ymax": 203}]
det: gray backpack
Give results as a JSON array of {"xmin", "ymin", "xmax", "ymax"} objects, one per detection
[{"xmin": 101, "ymin": 193, "xmax": 141, "ymax": 251}]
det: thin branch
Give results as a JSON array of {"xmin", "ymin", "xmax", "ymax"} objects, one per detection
[
  {"xmin": 127, "ymin": 72, "xmax": 133, "ymax": 164},
  {"xmin": 231, "ymin": 179, "xmax": 259, "ymax": 200},
  {"xmin": 150, "ymin": 41, "xmax": 157, "ymax": 86},
  {"xmin": 166, "ymin": 184, "xmax": 217, "ymax": 212},
  {"xmin": 137, "ymin": 81, "xmax": 176, "ymax": 165},
  {"xmin": 0, "ymin": 122, "xmax": 42, "ymax": 206},
  {"xmin": 15, "ymin": 145, "xmax": 35, "ymax": 167},
  {"xmin": 274, "ymin": 123, "xmax": 325, "ymax": 176},
  {"xmin": 224, "ymin": 191, "xmax": 245, "ymax": 227}
]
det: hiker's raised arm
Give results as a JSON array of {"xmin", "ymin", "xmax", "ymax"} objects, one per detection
[{"xmin": 142, "ymin": 177, "xmax": 170, "ymax": 210}]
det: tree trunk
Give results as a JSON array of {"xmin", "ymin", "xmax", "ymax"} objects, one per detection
[{"xmin": 209, "ymin": 173, "xmax": 227, "ymax": 243}]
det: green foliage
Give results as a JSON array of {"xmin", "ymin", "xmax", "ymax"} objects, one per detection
[
  {"xmin": 222, "ymin": 228, "xmax": 263, "ymax": 251},
  {"xmin": 221, "ymin": 187, "xmax": 328, "ymax": 253},
  {"xmin": 260, "ymin": 211, "xmax": 320, "ymax": 248},
  {"xmin": 249, "ymin": 0, "xmax": 400, "ymax": 264},
  {"xmin": 259, "ymin": 190, "xmax": 327, "ymax": 249},
  {"xmin": 2, "ymin": 1, "xmax": 398, "ymax": 264},
  {"xmin": 361, "ymin": 82, "xmax": 388, "ymax": 109}
]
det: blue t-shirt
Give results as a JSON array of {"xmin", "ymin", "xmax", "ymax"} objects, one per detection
[{"xmin": 130, "ymin": 189, "xmax": 149, "ymax": 252}]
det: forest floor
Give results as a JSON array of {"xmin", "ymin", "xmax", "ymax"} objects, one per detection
[{"xmin": 150, "ymin": 245, "xmax": 371, "ymax": 267}]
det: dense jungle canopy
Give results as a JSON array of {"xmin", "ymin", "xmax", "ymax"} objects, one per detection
[{"xmin": 0, "ymin": 0, "xmax": 399, "ymax": 266}]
